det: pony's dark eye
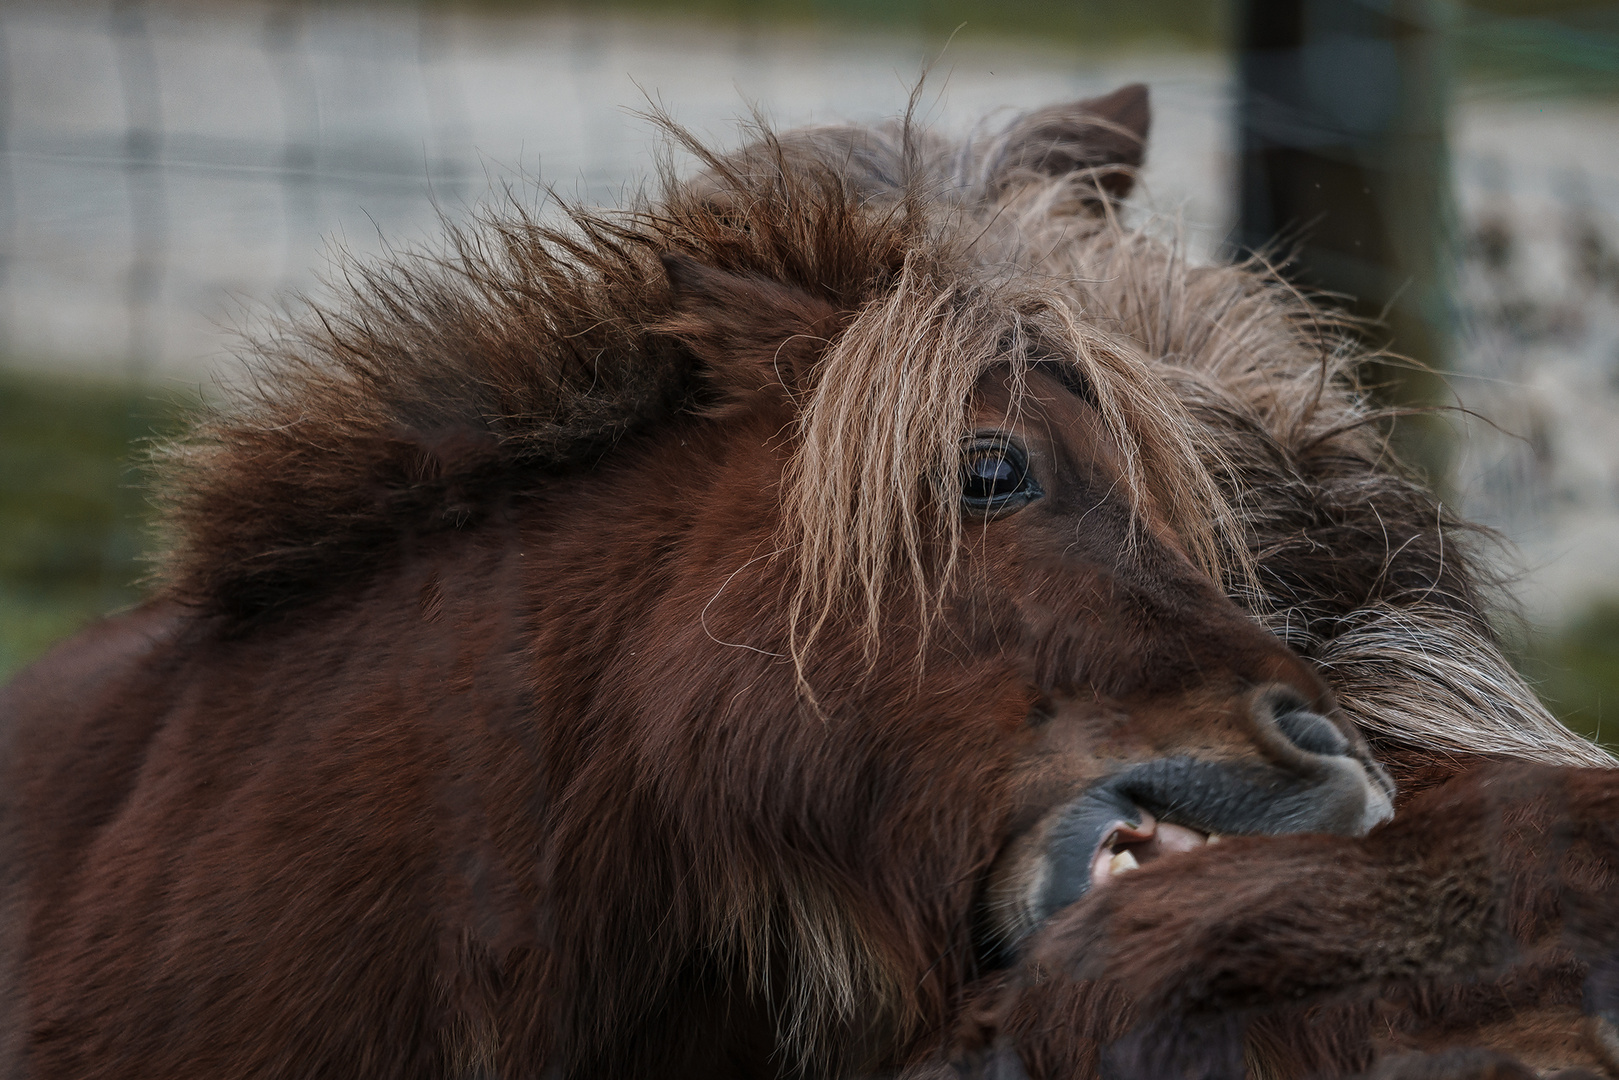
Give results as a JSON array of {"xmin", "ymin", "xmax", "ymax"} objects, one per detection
[
  {"xmin": 961, "ymin": 438, "xmax": 1042, "ymax": 516},
  {"xmin": 964, "ymin": 451, "xmax": 1022, "ymax": 499}
]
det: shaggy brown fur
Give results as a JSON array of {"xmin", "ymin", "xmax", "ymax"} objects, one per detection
[{"xmin": 0, "ymin": 85, "xmax": 1614, "ymax": 1080}]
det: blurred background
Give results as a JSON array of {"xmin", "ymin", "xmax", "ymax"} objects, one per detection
[{"xmin": 0, "ymin": 0, "xmax": 1616, "ymax": 748}]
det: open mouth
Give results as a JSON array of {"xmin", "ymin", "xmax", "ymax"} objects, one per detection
[
  {"xmin": 1010, "ymin": 754, "xmax": 1389, "ymax": 938},
  {"xmin": 1088, "ymin": 806, "xmax": 1220, "ymax": 889}
]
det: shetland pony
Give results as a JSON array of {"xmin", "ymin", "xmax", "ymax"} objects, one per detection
[{"xmin": 1, "ymin": 85, "xmax": 1613, "ymax": 1079}]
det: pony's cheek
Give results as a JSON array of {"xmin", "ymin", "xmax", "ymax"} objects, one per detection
[{"xmin": 981, "ymin": 811, "xmax": 1067, "ymax": 952}]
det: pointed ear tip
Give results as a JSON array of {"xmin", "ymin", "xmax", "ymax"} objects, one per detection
[
  {"xmin": 659, "ymin": 249, "xmax": 688, "ymax": 277},
  {"xmin": 660, "ymin": 250, "xmax": 708, "ymax": 293},
  {"xmin": 1083, "ymin": 83, "xmax": 1150, "ymax": 135},
  {"xmin": 1104, "ymin": 82, "xmax": 1150, "ymax": 124}
]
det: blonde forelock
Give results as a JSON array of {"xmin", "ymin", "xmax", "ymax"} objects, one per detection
[{"xmin": 779, "ymin": 242, "xmax": 1245, "ymax": 689}]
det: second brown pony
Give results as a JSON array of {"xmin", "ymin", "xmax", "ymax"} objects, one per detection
[{"xmin": 0, "ymin": 87, "xmax": 1614, "ymax": 1079}]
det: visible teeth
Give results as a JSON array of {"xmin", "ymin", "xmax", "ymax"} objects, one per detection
[
  {"xmin": 1205, "ymin": 833, "xmax": 1222, "ymax": 845},
  {"xmin": 1109, "ymin": 849, "xmax": 1140, "ymax": 875}
]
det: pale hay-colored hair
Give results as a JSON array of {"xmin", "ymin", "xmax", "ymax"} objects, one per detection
[
  {"xmin": 781, "ymin": 249, "xmax": 1238, "ymax": 677},
  {"xmin": 690, "ymin": 98, "xmax": 1611, "ymax": 766},
  {"xmin": 1018, "ymin": 208, "xmax": 1612, "ymax": 768}
]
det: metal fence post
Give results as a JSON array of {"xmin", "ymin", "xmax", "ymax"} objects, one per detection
[{"xmin": 1237, "ymin": 0, "xmax": 1454, "ymax": 485}]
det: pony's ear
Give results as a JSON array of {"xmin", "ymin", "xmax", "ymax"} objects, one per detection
[
  {"xmin": 658, "ymin": 252, "xmax": 843, "ymax": 402},
  {"xmin": 983, "ymin": 83, "xmax": 1151, "ymax": 205}
]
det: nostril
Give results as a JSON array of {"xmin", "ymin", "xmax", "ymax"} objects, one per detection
[{"xmin": 1274, "ymin": 709, "xmax": 1350, "ymax": 757}]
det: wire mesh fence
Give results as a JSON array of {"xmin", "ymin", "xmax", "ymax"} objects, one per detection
[{"xmin": 0, "ymin": 0, "xmax": 1236, "ymax": 379}]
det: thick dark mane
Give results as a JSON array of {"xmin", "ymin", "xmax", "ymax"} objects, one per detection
[{"xmin": 154, "ymin": 129, "xmax": 917, "ymax": 622}]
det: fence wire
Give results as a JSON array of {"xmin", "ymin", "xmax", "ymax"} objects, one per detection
[{"xmin": 0, "ymin": 0, "xmax": 1237, "ymax": 379}]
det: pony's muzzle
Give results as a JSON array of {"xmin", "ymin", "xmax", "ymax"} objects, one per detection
[{"xmin": 982, "ymin": 685, "xmax": 1395, "ymax": 951}]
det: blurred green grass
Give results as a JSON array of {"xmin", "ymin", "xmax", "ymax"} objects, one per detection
[
  {"xmin": 2, "ymin": 366, "xmax": 1616, "ymax": 756},
  {"xmin": 455, "ymin": 0, "xmax": 1231, "ymax": 50},
  {"xmin": 1517, "ymin": 603, "xmax": 1619, "ymax": 753},
  {"xmin": 0, "ymin": 367, "xmax": 190, "ymax": 678},
  {"xmin": 435, "ymin": 0, "xmax": 1619, "ymax": 89},
  {"xmin": 1461, "ymin": 2, "xmax": 1619, "ymax": 98}
]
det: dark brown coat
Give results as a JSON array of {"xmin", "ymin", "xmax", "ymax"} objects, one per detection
[{"xmin": 1, "ymin": 86, "xmax": 1613, "ymax": 1080}]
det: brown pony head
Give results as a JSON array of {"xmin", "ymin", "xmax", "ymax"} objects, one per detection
[
  {"xmin": 76, "ymin": 85, "xmax": 1594, "ymax": 1077},
  {"xmin": 650, "ymin": 202, "xmax": 1396, "ymax": 961}
]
